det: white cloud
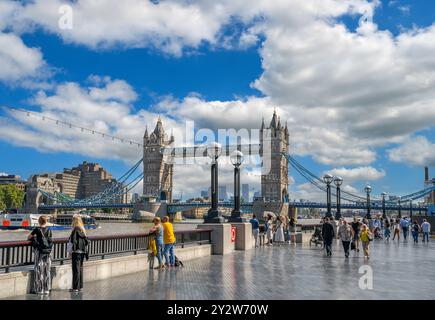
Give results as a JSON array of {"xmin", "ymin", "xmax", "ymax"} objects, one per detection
[
  {"xmin": 327, "ymin": 166, "xmax": 386, "ymax": 181},
  {"xmin": 0, "ymin": 32, "xmax": 46, "ymax": 82},
  {"xmin": 388, "ymin": 136, "xmax": 435, "ymax": 167}
]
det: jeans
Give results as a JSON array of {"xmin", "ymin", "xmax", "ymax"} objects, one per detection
[
  {"xmin": 324, "ymin": 240, "xmax": 332, "ymax": 255},
  {"xmin": 252, "ymin": 229, "xmax": 259, "ymax": 247},
  {"xmin": 72, "ymin": 253, "xmax": 85, "ymax": 290},
  {"xmin": 164, "ymin": 242, "xmax": 175, "ymax": 266},
  {"xmin": 402, "ymin": 227, "xmax": 408, "ymax": 239},
  {"xmin": 423, "ymin": 232, "xmax": 430, "ymax": 243},
  {"xmin": 156, "ymin": 242, "xmax": 164, "ymax": 266},
  {"xmin": 342, "ymin": 241, "xmax": 351, "ymax": 257},
  {"xmin": 412, "ymin": 231, "xmax": 419, "ymax": 243}
]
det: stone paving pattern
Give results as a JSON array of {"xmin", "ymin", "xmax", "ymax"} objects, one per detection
[{"xmin": 11, "ymin": 239, "xmax": 435, "ymax": 300}]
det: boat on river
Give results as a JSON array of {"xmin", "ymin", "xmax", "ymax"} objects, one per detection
[{"xmin": 0, "ymin": 213, "xmax": 98, "ymax": 230}]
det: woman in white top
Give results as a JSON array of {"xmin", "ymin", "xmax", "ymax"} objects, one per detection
[
  {"xmin": 266, "ymin": 215, "xmax": 274, "ymax": 245},
  {"xmin": 274, "ymin": 216, "xmax": 285, "ymax": 243}
]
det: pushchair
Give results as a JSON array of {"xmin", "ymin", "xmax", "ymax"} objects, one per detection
[
  {"xmin": 374, "ymin": 227, "xmax": 383, "ymax": 239},
  {"xmin": 310, "ymin": 227, "xmax": 323, "ymax": 247}
]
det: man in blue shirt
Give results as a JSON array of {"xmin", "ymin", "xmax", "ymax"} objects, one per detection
[
  {"xmin": 400, "ymin": 217, "xmax": 409, "ymax": 240},
  {"xmin": 249, "ymin": 214, "xmax": 260, "ymax": 248}
]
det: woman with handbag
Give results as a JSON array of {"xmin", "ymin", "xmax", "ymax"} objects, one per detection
[
  {"xmin": 28, "ymin": 215, "xmax": 53, "ymax": 295},
  {"xmin": 68, "ymin": 215, "xmax": 89, "ymax": 292},
  {"xmin": 360, "ymin": 224, "xmax": 373, "ymax": 259},
  {"xmin": 338, "ymin": 220, "xmax": 353, "ymax": 258}
]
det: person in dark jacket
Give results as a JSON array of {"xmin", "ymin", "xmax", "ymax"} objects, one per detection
[
  {"xmin": 322, "ymin": 217, "xmax": 335, "ymax": 256},
  {"xmin": 28, "ymin": 215, "xmax": 53, "ymax": 295},
  {"xmin": 69, "ymin": 215, "xmax": 89, "ymax": 292}
]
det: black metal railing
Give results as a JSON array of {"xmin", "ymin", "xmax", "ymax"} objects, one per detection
[{"xmin": 0, "ymin": 229, "xmax": 212, "ymax": 273}]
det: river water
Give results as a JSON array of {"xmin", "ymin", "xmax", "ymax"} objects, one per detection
[{"xmin": 0, "ymin": 220, "xmax": 205, "ymax": 242}]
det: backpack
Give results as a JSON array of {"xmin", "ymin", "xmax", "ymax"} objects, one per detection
[
  {"xmin": 38, "ymin": 228, "xmax": 53, "ymax": 254},
  {"xmin": 174, "ymin": 255, "xmax": 184, "ymax": 267}
]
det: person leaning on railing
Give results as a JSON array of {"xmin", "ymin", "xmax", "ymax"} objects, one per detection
[
  {"xmin": 149, "ymin": 217, "xmax": 165, "ymax": 270},
  {"xmin": 28, "ymin": 215, "xmax": 53, "ymax": 295},
  {"xmin": 162, "ymin": 216, "xmax": 176, "ymax": 267}
]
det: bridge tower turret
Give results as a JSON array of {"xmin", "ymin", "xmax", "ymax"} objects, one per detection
[
  {"xmin": 143, "ymin": 117, "xmax": 174, "ymax": 202},
  {"xmin": 260, "ymin": 110, "xmax": 289, "ymax": 203}
]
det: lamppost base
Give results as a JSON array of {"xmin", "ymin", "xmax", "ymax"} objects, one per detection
[
  {"xmin": 204, "ymin": 209, "xmax": 225, "ymax": 224},
  {"xmin": 228, "ymin": 216, "xmax": 245, "ymax": 223},
  {"xmin": 228, "ymin": 210, "xmax": 245, "ymax": 223}
]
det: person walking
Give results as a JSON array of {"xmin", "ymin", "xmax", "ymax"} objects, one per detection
[
  {"xmin": 338, "ymin": 220, "xmax": 353, "ymax": 258},
  {"xmin": 360, "ymin": 224, "xmax": 373, "ymax": 259},
  {"xmin": 28, "ymin": 215, "xmax": 53, "ymax": 295},
  {"xmin": 421, "ymin": 219, "xmax": 431, "ymax": 243},
  {"xmin": 351, "ymin": 217, "xmax": 361, "ymax": 253},
  {"xmin": 400, "ymin": 217, "xmax": 410, "ymax": 240},
  {"xmin": 162, "ymin": 216, "xmax": 176, "ymax": 267},
  {"xmin": 411, "ymin": 221, "xmax": 420, "ymax": 244},
  {"xmin": 249, "ymin": 214, "xmax": 260, "ymax": 248},
  {"xmin": 384, "ymin": 219, "xmax": 391, "ymax": 242},
  {"xmin": 274, "ymin": 216, "xmax": 285, "ymax": 244},
  {"xmin": 69, "ymin": 215, "xmax": 89, "ymax": 293},
  {"xmin": 289, "ymin": 218, "xmax": 297, "ymax": 244},
  {"xmin": 266, "ymin": 215, "xmax": 274, "ymax": 246},
  {"xmin": 149, "ymin": 217, "xmax": 164, "ymax": 269},
  {"xmin": 322, "ymin": 217, "xmax": 335, "ymax": 256},
  {"xmin": 393, "ymin": 218, "xmax": 400, "ymax": 241}
]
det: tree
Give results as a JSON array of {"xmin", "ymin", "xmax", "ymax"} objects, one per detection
[{"xmin": 0, "ymin": 185, "xmax": 25, "ymax": 211}]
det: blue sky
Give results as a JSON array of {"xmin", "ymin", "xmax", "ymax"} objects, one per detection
[{"xmin": 0, "ymin": 0, "xmax": 434, "ymax": 201}]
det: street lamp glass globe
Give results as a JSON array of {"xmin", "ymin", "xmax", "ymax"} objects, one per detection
[
  {"xmin": 364, "ymin": 185, "xmax": 372, "ymax": 194},
  {"xmin": 381, "ymin": 192, "xmax": 387, "ymax": 198},
  {"xmin": 206, "ymin": 142, "xmax": 222, "ymax": 159},
  {"xmin": 230, "ymin": 150, "xmax": 244, "ymax": 166},
  {"xmin": 333, "ymin": 177, "xmax": 343, "ymax": 187},
  {"xmin": 323, "ymin": 174, "xmax": 333, "ymax": 185}
]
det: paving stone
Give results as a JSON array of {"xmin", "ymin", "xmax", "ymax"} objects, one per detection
[{"xmin": 9, "ymin": 239, "xmax": 435, "ymax": 300}]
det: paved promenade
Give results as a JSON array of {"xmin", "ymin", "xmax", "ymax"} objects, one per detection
[{"xmin": 12, "ymin": 239, "xmax": 435, "ymax": 300}]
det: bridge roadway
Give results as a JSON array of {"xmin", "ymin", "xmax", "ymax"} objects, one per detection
[{"xmin": 12, "ymin": 239, "xmax": 435, "ymax": 300}]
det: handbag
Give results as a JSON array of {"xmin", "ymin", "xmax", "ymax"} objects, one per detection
[
  {"xmin": 66, "ymin": 241, "xmax": 73, "ymax": 255},
  {"xmin": 351, "ymin": 241, "xmax": 356, "ymax": 250}
]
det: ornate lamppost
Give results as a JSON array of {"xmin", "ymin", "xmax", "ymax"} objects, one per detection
[
  {"xmin": 323, "ymin": 174, "xmax": 333, "ymax": 219},
  {"xmin": 229, "ymin": 150, "xmax": 244, "ymax": 222},
  {"xmin": 334, "ymin": 177, "xmax": 343, "ymax": 220},
  {"xmin": 205, "ymin": 142, "xmax": 224, "ymax": 223},
  {"xmin": 381, "ymin": 192, "xmax": 387, "ymax": 219},
  {"xmin": 364, "ymin": 185, "xmax": 372, "ymax": 220}
]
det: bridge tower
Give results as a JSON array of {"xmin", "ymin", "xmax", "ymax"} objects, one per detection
[
  {"xmin": 143, "ymin": 117, "xmax": 174, "ymax": 202},
  {"xmin": 260, "ymin": 110, "xmax": 290, "ymax": 203}
]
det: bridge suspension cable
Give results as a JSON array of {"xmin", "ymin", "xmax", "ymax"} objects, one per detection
[{"xmin": 4, "ymin": 106, "xmax": 143, "ymax": 148}]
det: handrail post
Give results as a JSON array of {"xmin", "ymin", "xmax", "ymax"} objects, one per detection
[
  {"xmin": 5, "ymin": 247, "xmax": 11, "ymax": 273},
  {"xmin": 134, "ymin": 237, "xmax": 138, "ymax": 255},
  {"xmin": 181, "ymin": 233, "xmax": 185, "ymax": 249},
  {"xmin": 102, "ymin": 240, "xmax": 105, "ymax": 260}
]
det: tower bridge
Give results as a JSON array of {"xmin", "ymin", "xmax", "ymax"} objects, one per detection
[{"xmin": 35, "ymin": 111, "xmax": 435, "ymax": 218}]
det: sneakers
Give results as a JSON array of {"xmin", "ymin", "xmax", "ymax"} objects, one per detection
[{"xmin": 43, "ymin": 291, "xmax": 50, "ymax": 295}]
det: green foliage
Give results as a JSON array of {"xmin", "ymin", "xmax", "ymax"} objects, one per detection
[{"xmin": 0, "ymin": 185, "xmax": 25, "ymax": 211}]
